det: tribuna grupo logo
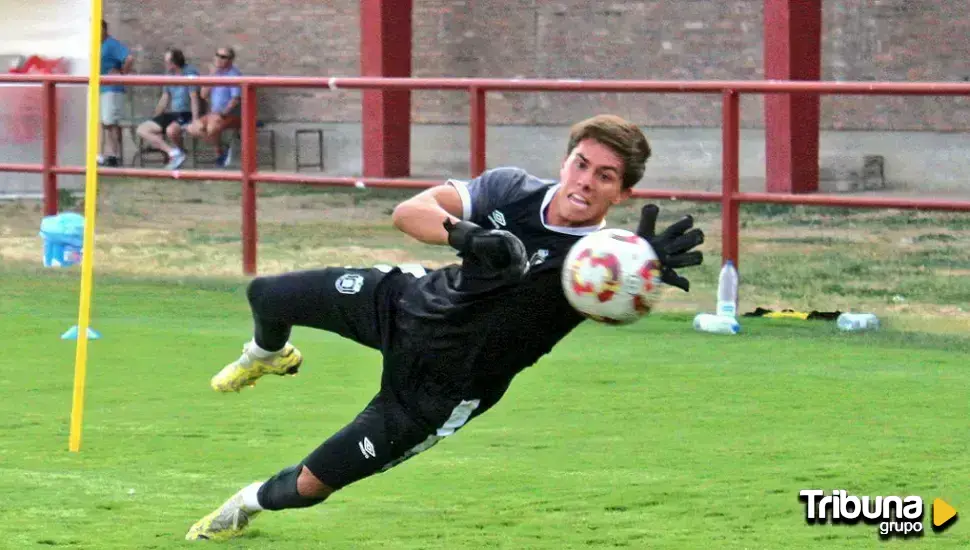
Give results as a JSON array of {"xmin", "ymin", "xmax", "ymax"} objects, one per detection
[{"xmin": 799, "ymin": 490, "xmax": 925, "ymax": 538}]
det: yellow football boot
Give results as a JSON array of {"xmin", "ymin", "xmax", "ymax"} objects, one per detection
[
  {"xmin": 210, "ymin": 342, "xmax": 302, "ymax": 392},
  {"xmin": 185, "ymin": 484, "xmax": 261, "ymax": 541}
]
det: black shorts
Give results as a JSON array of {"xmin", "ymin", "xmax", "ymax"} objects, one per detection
[
  {"xmin": 302, "ymin": 390, "xmax": 449, "ymax": 491},
  {"xmin": 151, "ymin": 111, "xmax": 192, "ymax": 129},
  {"xmin": 252, "ymin": 264, "xmax": 416, "ymax": 351},
  {"xmin": 258, "ymin": 265, "xmax": 481, "ymax": 490}
]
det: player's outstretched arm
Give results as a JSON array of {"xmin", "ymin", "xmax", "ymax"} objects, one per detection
[
  {"xmin": 393, "ymin": 178, "xmax": 527, "ymax": 282},
  {"xmin": 391, "ymin": 184, "xmax": 464, "ymax": 245}
]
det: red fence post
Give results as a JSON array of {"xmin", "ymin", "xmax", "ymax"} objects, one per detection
[
  {"xmin": 360, "ymin": 0, "xmax": 412, "ymax": 178},
  {"xmin": 721, "ymin": 90, "xmax": 740, "ymax": 268},
  {"xmin": 241, "ymin": 84, "xmax": 258, "ymax": 276},
  {"xmin": 42, "ymin": 80, "xmax": 58, "ymax": 215},
  {"xmin": 469, "ymin": 87, "xmax": 486, "ymax": 177},
  {"xmin": 764, "ymin": 0, "xmax": 821, "ymax": 194}
]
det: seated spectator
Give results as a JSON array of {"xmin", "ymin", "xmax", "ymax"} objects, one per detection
[
  {"xmin": 135, "ymin": 48, "xmax": 200, "ymax": 170},
  {"xmin": 186, "ymin": 47, "xmax": 241, "ymax": 168}
]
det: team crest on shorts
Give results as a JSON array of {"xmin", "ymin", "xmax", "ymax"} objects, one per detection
[{"xmin": 335, "ymin": 273, "xmax": 365, "ymax": 294}]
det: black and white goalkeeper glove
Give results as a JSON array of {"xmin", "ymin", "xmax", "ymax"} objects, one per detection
[
  {"xmin": 635, "ymin": 204, "xmax": 705, "ymax": 292},
  {"xmin": 443, "ymin": 219, "xmax": 530, "ymax": 281}
]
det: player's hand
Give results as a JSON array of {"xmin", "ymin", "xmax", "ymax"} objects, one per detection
[
  {"xmin": 443, "ymin": 219, "xmax": 529, "ymax": 281},
  {"xmin": 635, "ymin": 204, "xmax": 704, "ymax": 292}
]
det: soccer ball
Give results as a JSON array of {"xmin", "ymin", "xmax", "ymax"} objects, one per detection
[{"xmin": 561, "ymin": 228, "xmax": 662, "ymax": 325}]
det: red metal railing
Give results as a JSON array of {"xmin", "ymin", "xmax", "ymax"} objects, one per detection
[{"xmin": 2, "ymin": 73, "xmax": 970, "ymax": 275}]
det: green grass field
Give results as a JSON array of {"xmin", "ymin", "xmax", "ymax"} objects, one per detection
[{"xmin": 2, "ymin": 263, "xmax": 969, "ymax": 549}]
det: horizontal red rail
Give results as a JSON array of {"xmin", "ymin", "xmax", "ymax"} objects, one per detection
[
  {"xmin": 0, "ymin": 163, "xmax": 43, "ymax": 173},
  {"xmin": 735, "ymin": 192, "xmax": 970, "ymax": 212},
  {"xmin": 50, "ymin": 165, "xmax": 244, "ymax": 181},
  {"xmin": 3, "ymin": 74, "xmax": 970, "ymax": 95},
  {"xmin": 20, "ymin": 161, "xmax": 970, "ymax": 212}
]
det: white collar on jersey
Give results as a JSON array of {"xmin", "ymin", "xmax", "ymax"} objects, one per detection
[{"xmin": 540, "ymin": 184, "xmax": 606, "ymax": 236}]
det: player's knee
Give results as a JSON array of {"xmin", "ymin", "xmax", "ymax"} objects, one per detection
[
  {"xmin": 246, "ymin": 275, "xmax": 275, "ymax": 309},
  {"xmin": 247, "ymin": 274, "xmax": 307, "ymax": 321},
  {"xmin": 296, "ymin": 465, "xmax": 334, "ymax": 500}
]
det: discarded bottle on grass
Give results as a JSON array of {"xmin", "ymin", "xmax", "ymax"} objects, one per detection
[
  {"xmin": 716, "ymin": 260, "xmax": 738, "ymax": 318},
  {"xmin": 693, "ymin": 313, "xmax": 740, "ymax": 335},
  {"xmin": 836, "ymin": 313, "xmax": 880, "ymax": 332}
]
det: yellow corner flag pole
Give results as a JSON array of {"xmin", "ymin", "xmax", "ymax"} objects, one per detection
[{"xmin": 69, "ymin": 0, "xmax": 105, "ymax": 453}]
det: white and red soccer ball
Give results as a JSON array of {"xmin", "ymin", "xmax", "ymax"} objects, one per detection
[{"xmin": 561, "ymin": 228, "xmax": 662, "ymax": 325}]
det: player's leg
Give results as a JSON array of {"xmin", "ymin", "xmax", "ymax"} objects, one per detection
[
  {"xmin": 210, "ymin": 267, "xmax": 408, "ymax": 392},
  {"xmin": 247, "ymin": 267, "xmax": 392, "ymax": 351},
  {"xmin": 186, "ymin": 393, "xmax": 431, "ymax": 541}
]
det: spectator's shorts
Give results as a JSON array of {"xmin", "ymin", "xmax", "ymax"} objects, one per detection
[
  {"xmin": 100, "ymin": 92, "xmax": 125, "ymax": 125},
  {"xmin": 151, "ymin": 112, "xmax": 193, "ymax": 129}
]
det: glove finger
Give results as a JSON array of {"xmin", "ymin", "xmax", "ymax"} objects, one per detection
[
  {"xmin": 503, "ymin": 258, "xmax": 529, "ymax": 281},
  {"xmin": 661, "ymin": 268, "xmax": 691, "ymax": 292},
  {"xmin": 664, "ymin": 228, "xmax": 705, "ymax": 256},
  {"xmin": 635, "ymin": 204, "xmax": 659, "ymax": 238},
  {"xmin": 503, "ymin": 232, "xmax": 530, "ymax": 280},
  {"xmin": 445, "ymin": 219, "xmax": 481, "ymax": 252},
  {"xmin": 658, "ymin": 215, "xmax": 695, "ymax": 241},
  {"xmin": 663, "ymin": 250, "xmax": 704, "ymax": 269},
  {"xmin": 480, "ymin": 230, "xmax": 529, "ymax": 279}
]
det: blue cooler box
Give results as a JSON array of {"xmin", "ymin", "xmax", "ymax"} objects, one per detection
[{"xmin": 39, "ymin": 213, "xmax": 84, "ymax": 267}]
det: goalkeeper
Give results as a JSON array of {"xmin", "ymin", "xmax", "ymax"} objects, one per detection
[{"xmin": 187, "ymin": 114, "xmax": 704, "ymax": 541}]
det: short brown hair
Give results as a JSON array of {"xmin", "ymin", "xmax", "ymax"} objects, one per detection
[
  {"xmin": 566, "ymin": 114, "xmax": 651, "ymax": 190},
  {"xmin": 167, "ymin": 48, "xmax": 186, "ymax": 68}
]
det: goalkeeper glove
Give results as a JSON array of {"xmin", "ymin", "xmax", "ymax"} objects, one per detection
[
  {"xmin": 635, "ymin": 204, "xmax": 705, "ymax": 292},
  {"xmin": 443, "ymin": 219, "xmax": 530, "ymax": 281}
]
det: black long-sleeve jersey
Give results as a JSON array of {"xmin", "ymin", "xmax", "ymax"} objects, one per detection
[{"xmin": 385, "ymin": 167, "xmax": 605, "ymax": 427}]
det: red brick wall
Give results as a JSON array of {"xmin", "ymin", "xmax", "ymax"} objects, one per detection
[{"xmin": 106, "ymin": 0, "xmax": 970, "ymax": 130}]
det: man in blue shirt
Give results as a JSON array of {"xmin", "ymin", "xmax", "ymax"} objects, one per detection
[
  {"xmin": 99, "ymin": 20, "xmax": 134, "ymax": 167},
  {"xmin": 135, "ymin": 49, "xmax": 200, "ymax": 170},
  {"xmin": 186, "ymin": 47, "xmax": 242, "ymax": 168}
]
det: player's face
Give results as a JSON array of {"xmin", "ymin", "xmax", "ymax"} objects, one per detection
[{"xmin": 551, "ymin": 139, "xmax": 631, "ymax": 227}]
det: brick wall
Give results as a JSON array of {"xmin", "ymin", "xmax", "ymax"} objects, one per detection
[{"xmin": 106, "ymin": 0, "xmax": 970, "ymax": 130}]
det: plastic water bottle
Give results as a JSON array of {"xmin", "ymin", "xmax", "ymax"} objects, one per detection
[
  {"xmin": 693, "ymin": 313, "xmax": 740, "ymax": 335},
  {"xmin": 716, "ymin": 260, "xmax": 739, "ymax": 318},
  {"xmin": 836, "ymin": 313, "xmax": 880, "ymax": 332}
]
